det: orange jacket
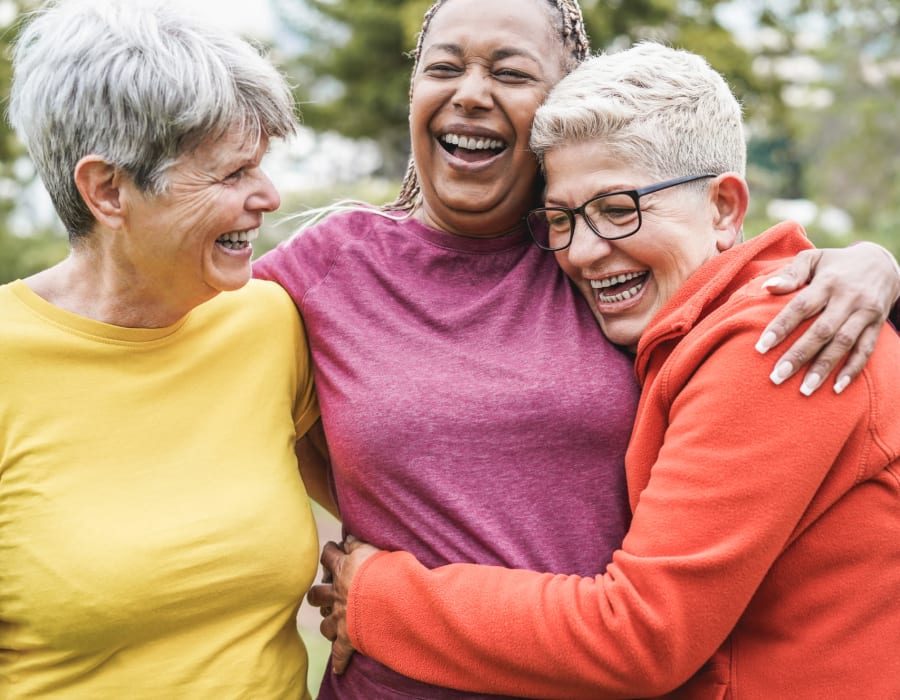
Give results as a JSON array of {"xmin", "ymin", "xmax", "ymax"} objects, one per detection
[{"xmin": 345, "ymin": 222, "xmax": 900, "ymax": 699}]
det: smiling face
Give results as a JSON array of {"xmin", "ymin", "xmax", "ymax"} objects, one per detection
[
  {"xmin": 121, "ymin": 129, "xmax": 280, "ymax": 310},
  {"xmin": 410, "ymin": 0, "xmax": 567, "ymax": 236},
  {"xmin": 544, "ymin": 142, "xmax": 735, "ymax": 351}
]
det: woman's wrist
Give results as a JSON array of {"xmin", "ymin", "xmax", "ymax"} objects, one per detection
[{"xmin": 853, "ymin": 241, "xmax": 900, "ymax": 325}]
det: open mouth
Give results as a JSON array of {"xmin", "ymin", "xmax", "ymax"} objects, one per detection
[
  {"xmin": 216, "ymin": 229, "xmax": 258, "ymax": 251},
  {"xmin": 439, "ymin": 133, "xmax": 507, "ymax": 163},
  {"xmin": 590, "ymin": 271, "xmax": 648, "ymax": 303}
]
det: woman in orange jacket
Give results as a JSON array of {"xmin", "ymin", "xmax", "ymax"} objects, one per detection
[{"xmin": 310, "ymin": 42, "xmax": 900, "ymax": 699}]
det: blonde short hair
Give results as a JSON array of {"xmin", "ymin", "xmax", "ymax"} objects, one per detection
[{"xmin": 531, "ymin": 41, "xmax": 746, "ymax": 184}]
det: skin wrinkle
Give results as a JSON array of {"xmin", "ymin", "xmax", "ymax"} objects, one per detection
[{"xmin": 8, "ymin": 0, "xmax": 294, "ymax": 240}]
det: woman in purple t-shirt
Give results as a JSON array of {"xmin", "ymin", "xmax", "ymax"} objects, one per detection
[{"xmin": 257, "ymin": 1, "xmax": 900, "ymax": 698}]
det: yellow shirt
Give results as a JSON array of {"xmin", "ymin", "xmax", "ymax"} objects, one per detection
[{"xmin": 0, "ymin": 279, "xmax": 319, "ymax": 699}]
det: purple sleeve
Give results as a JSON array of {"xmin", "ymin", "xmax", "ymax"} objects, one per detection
[
  {"xmin": 252, "ymin": 220, "xmax": 338, "ymax": 308},
  {"xmin": 252, "ymin": 244, "xmax": 307, "ymax": 304},
  {"xmin": 252, "ymin": 248, "xmax": 280, "ymax": 283}
]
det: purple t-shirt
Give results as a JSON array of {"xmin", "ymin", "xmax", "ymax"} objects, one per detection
[{"xmin": 255, "ymin": 210, "xmax": 639, "ymax": 700}]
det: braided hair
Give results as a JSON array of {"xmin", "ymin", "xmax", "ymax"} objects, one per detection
[{"xmin": 384, "ymin": 0, "xmax": 590, "ymax": 214}]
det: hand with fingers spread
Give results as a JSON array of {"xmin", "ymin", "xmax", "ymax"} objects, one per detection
[
  {"xmin": 307, "ymin": 537, "xmax": 382, "ymax": 675},
  {"xmin": 756, "ymin": 242, "xmax": 900, "ymax": 395}
]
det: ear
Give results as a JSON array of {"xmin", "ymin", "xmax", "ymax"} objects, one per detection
[
  {"xmin": 73, "ymin": 156, "xmax": 126, "ymax": 230},
  {"xmin": 710, "ymin": 173, "xmax": 749, "ymax": 252}
]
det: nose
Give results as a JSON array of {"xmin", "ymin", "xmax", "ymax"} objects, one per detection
[
  {"xmin": 452, "ymin": 67, "xmax": 493, "ymax": 112},
  {"xmin": 248, "ymin": 168, "xmax": 281, "ymax": 213},
  {"xmin": 565, "ymin": 216, "xmax": 612, "ymax": 269}
]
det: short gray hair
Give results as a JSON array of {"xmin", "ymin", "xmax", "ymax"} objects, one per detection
[
  {"xmin": 8, "ymin": 0, "xmax": 298, "ymax": 239},
  {"xmin": 530, "ymin": 42, "xmax": 746, "ymax": 185}
]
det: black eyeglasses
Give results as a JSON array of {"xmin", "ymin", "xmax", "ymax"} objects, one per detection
[{"xmin": 526, "ymin": 173, "xmax": 718, "ymax": 251}]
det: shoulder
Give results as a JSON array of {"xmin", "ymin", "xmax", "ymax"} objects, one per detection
[
  {"xmin": 203, "ymin": 280, "xmax": 300, "ymax": 333},
  {"xmin": 255, "ymin": 207, "xmax": 394, "ymax": 266},
  {"xmin": 253, "ymin": 208, "xmax": 411, "ymax": 304},
  {"xmin": 0, "ymin": 281, "xmax": 19, "ymax": 312},
  {"xmin": 258, "ymin": 208, "xmax": 396, "ymax": 263},
  {"xmin": 676, "ymin": 277, "xmax": 801, "ymax": 368}
]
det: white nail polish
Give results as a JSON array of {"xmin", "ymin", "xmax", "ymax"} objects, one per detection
[
  {"xmin": 762, "ymin": 276, "xmax": 783, "ymax": 290},
  {"xmin": 756, "ymin": 331, "xmax": 777, "ymax": 354},
  {"xmin": 800, "ymin": 373, "xmax": 821, "ymax": 396},
  {"xmin": 769, "ymin": 361, "xmax": 793, "ymax": 385},
  {"xmin": 834, "ymin": 376, "xmax": 851, "ymax": 394}
]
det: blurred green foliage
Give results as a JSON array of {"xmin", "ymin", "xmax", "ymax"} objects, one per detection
[
  {"xmin": 0, "ymin": 0, "xmax": 73, "ymax": 281},
  {"xmin": 277, "ymin": 0, "xmax": 899, "ymax": 256},
  {"xmin": 1, "ymin": 0, "xmax": 897, "ymax": 282}
]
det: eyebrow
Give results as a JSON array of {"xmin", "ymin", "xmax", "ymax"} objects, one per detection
[
  {"xmin": 425, "ymin": 43, "xmax": 541, "ymax": 64},
  {"xmin": 211, "ymin": 147, "xmax": 265, "ymax": 176},
  {"xmin": 545, "ymin": 185, "xmax": 636, "ymax": 206}
]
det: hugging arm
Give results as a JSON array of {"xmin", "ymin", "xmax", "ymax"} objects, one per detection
[
  {"xmin": 757, "ymin": 242, "xmax": 900, "ymax": 394},
  {"xmin": 295, "ymin": 418, "xmax": 339, "ymax": 519},
  {"xmin": 312, "ymin": 328, "xmax": 870, "ymax": 698}
]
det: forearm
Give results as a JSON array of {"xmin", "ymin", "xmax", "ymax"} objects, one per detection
[
  {"xmin": 879, "ymin": 246, "xmax": 900, "ymax": 329},
  {"xmin": 868, "ymin": 242, "xmax": 900, "ymax": 329},
  {"xmin": 348, "ymin": 552, "xmax": 672, "ymax": 700},
  {"xmin": 348, "ymin": 527, "xmax": 775, "ymax": 700},
  {"xmin": 295, "ymin": 419, "xmax": 339, "ymax": 518}
]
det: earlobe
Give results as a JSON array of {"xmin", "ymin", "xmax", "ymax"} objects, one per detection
[
  {"xmin": 712, "ymin": 173, "xmax": 749, "ymax": 252},
  {"xmin": 73, "ymin": 156, "xmax": 126, "ymax": 229}
]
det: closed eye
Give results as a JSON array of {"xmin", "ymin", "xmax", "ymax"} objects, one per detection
[
  {"xmin": 494, "ymin": 68, "xmax": 534, "ymax": 83},
  {"xmin": 423, "ymin": 62, "xmax": 462, "ymax": 77},
  {"xmin": 220, "ymin": 170, "xmax": 245, "ymax": 187}
]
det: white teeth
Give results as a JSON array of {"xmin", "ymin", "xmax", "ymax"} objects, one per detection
[
  {"xmin": 217, "ymin": 229, "xmax": 259, "ymax": 247},
  {"xmin": 590, "ymin": 271, "xmax": 643, "ymax": 289},
  {"xmin": 441, "ymin": 133, "xmax": 505, "ymax": 151},
  {"xmin": 589, "ymin": 272, "xmax": 646, "ymax": 303}
]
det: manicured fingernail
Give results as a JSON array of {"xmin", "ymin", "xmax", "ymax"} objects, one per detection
[
  {"xmin": 769, "ymin": 361, "xmax": 793, "ymax": 385},
  {"xmin": 834, "ymin": 375, "xmax": 851, "ymax": 394},
  {"xmin": 756, "ymin": 331, "xmax": 777, "ymax": 354},
  {"xmin": 762, "ymin": 276, "xmax": 783, "ymax": 289},
  {"xmin": 800, "ymin": 373, "xmax": 821, "ymax": 396}
]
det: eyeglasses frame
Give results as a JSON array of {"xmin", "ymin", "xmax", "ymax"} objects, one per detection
[{"xmin": 527, "ymin": 173, "xmax": 719, "ymax": 251}]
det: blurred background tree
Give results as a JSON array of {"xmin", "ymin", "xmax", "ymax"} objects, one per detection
[
  {"xmin": 0, "ymin": 0, "xmax": 69, "ymax": 282},
  {"xmin": 276, "ymin": 0, "xmax": 898, "ymax": 253},
  {"xmin": 279, "ymin": 0, "xmax": 787, "ymax": 181},
  {"xmin": 784, "ymin": 0, "xmax": 900, "ymax": 251},
  {"xmin": 273, "ymin": 0, "xmax": 418, "ymax": 178},
  {"xmin": 1, "ymin": 0, "xmax": 897, "ymax": 282}
]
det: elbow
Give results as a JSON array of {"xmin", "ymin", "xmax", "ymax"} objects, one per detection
[{"xmin": 613, "ymin": 631, "xmax": 726, "ymax": 697}]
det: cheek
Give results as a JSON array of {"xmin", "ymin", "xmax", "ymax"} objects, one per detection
[
  {"xmin": 553, "ymin": 251, "xmax": 574, "ymax": 279},
  {"xmin": 408, "ymin": 106, "xmax": 434, "ymax": 157},
  {"xmin": 409, "ymin": 83, "xmax": 440, "ymax": 125},
  {"xmin": 652, "ymin": 256, "xmax": 695, "ymax": 306},
  {"xmin": 510, "ymin": 109, "xmax": 542, "ymax": 167},
  {"xmin": 556, "ymin": 257, "xmax": 596, "ymax": 305}
]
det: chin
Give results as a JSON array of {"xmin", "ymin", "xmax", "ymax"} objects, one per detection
[
  {"xmin": 599, "ymin": 320, "xmax": 642, "ymax": 351},
  {"xmin": 223, "ymin": 275, "xmax": 252, "ymax": 292},
  {"xmin": 208, "ymin": 268, "xmax": 252, "ymax": 294}
]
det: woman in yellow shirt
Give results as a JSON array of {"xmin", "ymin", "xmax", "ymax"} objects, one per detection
[{"xmin": 0, "ymin": 1, "xmax": 320, "ymax": 697}]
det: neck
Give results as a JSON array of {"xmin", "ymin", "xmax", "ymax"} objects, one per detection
[
  {"xmin": 413, "ymin": 203, "xmax": 527, "ymax": 239},
  {"xmin": 25, "ymin": 253, "xmax": 209, "ymax": 329}
]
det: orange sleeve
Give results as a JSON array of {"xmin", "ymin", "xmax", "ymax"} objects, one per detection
[{"xmin": 345, "ymin": 313, "xmax": 878, "ymax": 698}]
